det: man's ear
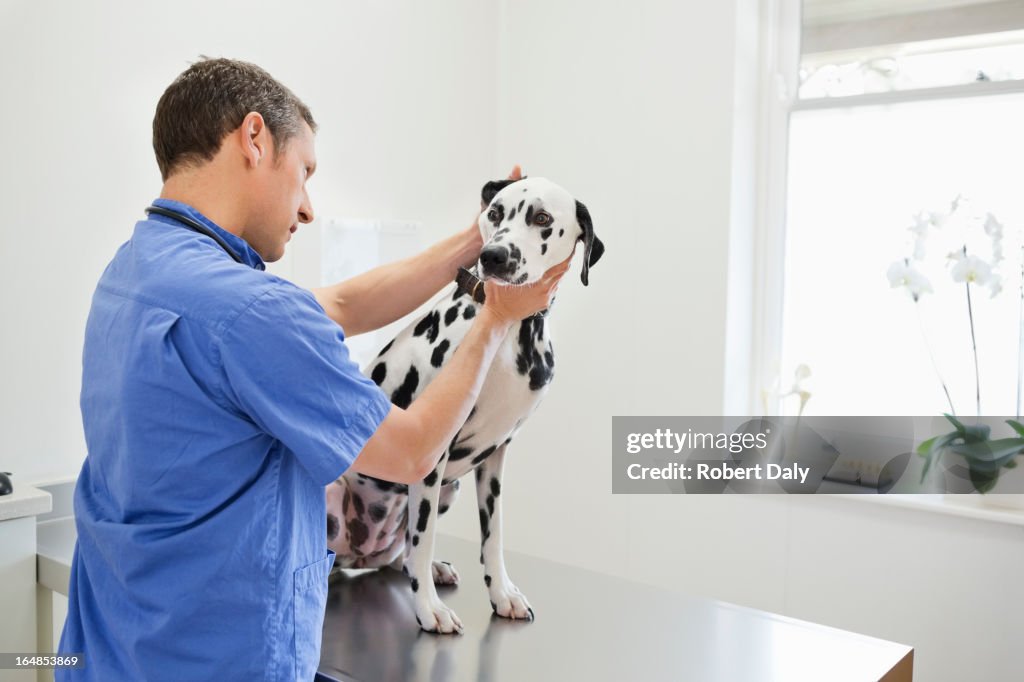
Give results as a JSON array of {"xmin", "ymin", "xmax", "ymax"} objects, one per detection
[
  {"xmin": 576, "ymin": 200, "xmax": 604, "ymax": 286},
  {"xmin": 480, "ymin": 176, "xmax": 526, "ymax": 206}
]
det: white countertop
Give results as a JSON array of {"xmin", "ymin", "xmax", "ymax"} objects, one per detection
[{"xmin": 0, "ymin": 482, "xmax": 51, "ymax": 522}]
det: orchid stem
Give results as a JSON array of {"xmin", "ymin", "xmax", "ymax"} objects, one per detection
[
  {"xmin": 1017, "ymin": 248, "xmax": 1023, "ymax": 420},
  {"xmin": 915, "ymin": 302, "xmax": 956, "ymax": 417},
  {"xmin": 965, "ymin": 275, "xmax": 981, "ymax": 418}
]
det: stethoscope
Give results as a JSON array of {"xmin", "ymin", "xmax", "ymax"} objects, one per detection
[{"xmin": 144, "ymin": 205, "xmax": 243, "ymax": 264}]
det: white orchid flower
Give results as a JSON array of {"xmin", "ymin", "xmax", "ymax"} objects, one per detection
[
  {"xmin": 908, "ymin": 211, "xmax": 932, "ymax": 236},
  {"xmin": 987, "ymin": 273, "xmax": 1002, "ymax": 298},
  {"xmin": 983, "ymin": 213, "xmax": 1003, "ymax": 239},
  {"xmin": 950, "ymin": 255, "xmax": 993, "ymax": 286},
  {"xmin": 887, "ymin": 260, "xmax": 933, "ymax": 301}
]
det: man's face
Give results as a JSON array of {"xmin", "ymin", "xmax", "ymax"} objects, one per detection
[{"xmin": 247, "ymin": 122, "xmax": 316, "ymax": 262}]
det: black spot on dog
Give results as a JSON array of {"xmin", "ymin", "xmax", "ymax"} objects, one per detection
[
  {"xmin": 403, "ymin": 565, "xmax": 409, "ymax": 576},
  {"xmin": 471, "ymin": 444, "xmax": 498, "ymax": 466},
  {"xmin": 558, "ymin": 228, "xmax": 564, "ymax": 237},
  {"xmin": 438, "ymin": 504, "xmax": 449, "ymax": 514},
  {"xmin": 514, "ymin": 318, "xmax": 554, "ymax": 390},
  {"xmin": 452, "ymin": 286, "xmax": 466, "ymax": 301},
  {"xmin": 368, "ymin": 502, "xmax": 387, "ymax": 523},
  {"xmin": 541, "ymin": 243, "xmax": 547, "ymax": 255},
  {"xmin": 513, "ymin": 273, "xmax": 528, "ymax": 284},
  {"xmin": 351, "ymin": 493, "xmax": 365, "ymax": 518},
  {"xmin": 518, "ymin": 199, "xmax": 525, "ymax": 212},
  {"xmin": 342, "ymin": 490, "xmax": 350, "ymax": 516},
  {"xmin": 508, "ymin": 243, "xmax": 522, "ymax": 261},
  {"xmin": 412, "ymin": 534, "xmax": 420, "ymax": 547},
  {"xmin": 371, "ymin": 362, "xmax": 387, "ymax": 385},
  {"xmin": 327, "ymin": 514, "xmax": 340, "ymax": 541},
  {"xmin": 463, "ymin": 305, "xmax": 476, "ymax": 320},
  {"xmin": 431, "ymin": 339, "xmax": 451, "ymax": 368},
  {"xmin": 479, "ymin": 509, "xmax": 490, "ymax": 538},
  {"xmin": 417, "ymin": 499, "xmax": 431, "ymax": 532},
  {"xmin": 413, "ymin": 310, "xmax": 441, "ymax": 343},
  {"xmin": 486, "ymin": 494, "xmax": 495, "ymax": 517},
  {"xmin": 449, "ymin": 446, "xmax": 473, "ymax": 462},
  {"xmin": 540, "ymin": 227, "xmax": 552, "ymax": 240},
  {"xmin": 475, "ymin": 466, "xmax": 484, "ymax": 483},
  {"xmin": 508, "ymin": 206, "xmax": 517, "ymax": 222},
  {"xmin": 484, "ymin": 574, "xmax": 492, "ymax": 587},
  {"xmin": 529, "ymin": 363, "xmax": 553, "ymax": 391},
  {"xmin": 424, "ymin": 470, "xmax": 438, "ymax": 486},
  {"xmin": 444, "ymin": 304, "xmax": 460, "ymax": 326},
  {"xmin": 525, "ymin": 204, "xmax": 534, "ymax": 225},
  {"xmin": 411, "ymin": 578, "xmax": 419, "ymax": 592},
  {"xmin": 378, "ymin": 338, "xmax": 394, "ymax": 356},
  {"xmin": 348, "ymin": 518, "xmax": 369, "ymax": 547},
  {"xmin": 391, "ymin": 366, "xmax": 420, "ymax": 409},
  {"xmin": 373, "ymin": 478, "xmax": 405, "ymax": 493},
  {"xmin": 377, "ymin": 529, "xmax": 386, "ymax": 540},
  {"xmin": 490, "ymin": 477, "xmax": 501, "ymax": 497}
]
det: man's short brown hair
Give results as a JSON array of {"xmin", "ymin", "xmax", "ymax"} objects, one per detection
[{"xmin": 152, "ymin": 57, "xmax": 317, "ymax": 181}]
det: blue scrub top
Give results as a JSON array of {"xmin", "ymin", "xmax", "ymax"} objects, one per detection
[{"xmin": 58, "ymin": 199, "xmax": 392, "ymax": 681}]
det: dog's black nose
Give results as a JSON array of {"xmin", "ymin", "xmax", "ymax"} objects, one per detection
[{"xmin": 480, "ymin": 245, "xmax": 510, "ymax": 270}]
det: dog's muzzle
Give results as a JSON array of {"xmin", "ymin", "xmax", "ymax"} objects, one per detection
[{"xmin": 479, "ymin": 245, "xmax": 517, "ymax": 280}]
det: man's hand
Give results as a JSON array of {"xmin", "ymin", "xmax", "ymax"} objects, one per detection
[{"xmin": 480, "ymin": 250, "xmax": 573, "ymax": 326}]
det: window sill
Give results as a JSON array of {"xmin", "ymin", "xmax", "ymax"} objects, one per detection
[{"xmin": 823, "ymin": 493, "xmax": 1024, "ymax": 527}]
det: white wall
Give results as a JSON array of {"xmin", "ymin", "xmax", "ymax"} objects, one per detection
[
  {"xmin": 0, "ymin": 0, "xmax": 498, "ymax": 483},
  {"xmin": 3, "ymin": 1, "xmax": 1023, "ymax": 681}
]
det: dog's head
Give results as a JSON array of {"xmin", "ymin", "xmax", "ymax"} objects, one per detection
[{"xmin": 476, "ymin": 176, "xmax": 604, "ymax": 286}]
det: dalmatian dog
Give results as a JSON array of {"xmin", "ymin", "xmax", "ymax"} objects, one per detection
[{"xmin": 325, "ymin": 176, "xmax": 604, "ymax": 634}]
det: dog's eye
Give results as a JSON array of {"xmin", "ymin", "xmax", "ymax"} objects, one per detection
[
  {"xmin": 534, "ymin": 212, "xmax": 552, "ymax": 226},
  {"xmin": 487, "ymin": 208, "xmax": 499, "ymax": 222}
]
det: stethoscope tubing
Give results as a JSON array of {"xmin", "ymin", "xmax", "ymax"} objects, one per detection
[{"xmin": 145, "ymin": 205, "xmax": 244, "ymax": 264}]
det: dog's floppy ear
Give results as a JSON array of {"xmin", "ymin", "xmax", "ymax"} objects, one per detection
[
  {"xmin": 576, "ymin": 200, "xmax": 604, "ymax": 286},
  {"xmin": 481, "ymin": 177, "xmax": 525, "ymax": 206}
]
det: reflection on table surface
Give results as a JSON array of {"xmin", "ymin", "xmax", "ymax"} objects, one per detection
[{"xmin": 318, "ymin": 534, "xmax": 913, "ymax": 682}]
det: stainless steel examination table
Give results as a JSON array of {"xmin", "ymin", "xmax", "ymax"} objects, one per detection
[{"xmin": 318, "ymin": 534, "xmax": 913, "ymax": 682}]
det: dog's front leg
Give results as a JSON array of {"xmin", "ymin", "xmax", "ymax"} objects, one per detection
[
  {"xmin": 405, "ymin": 453, "xmax": 464, "ymax": 634},
  {"xmin": 475, "ymin": 444, "xmax": 534, "ymax": 620}
]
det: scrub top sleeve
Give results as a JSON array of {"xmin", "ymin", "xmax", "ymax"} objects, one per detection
[{"xmin": 217, "ymin": 285, "xmax": 393, "ymax": 485}]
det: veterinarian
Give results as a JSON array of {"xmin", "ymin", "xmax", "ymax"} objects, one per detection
[{"xmin": 58, "ymin": 57, "xmax": 570, "ymax": 681}]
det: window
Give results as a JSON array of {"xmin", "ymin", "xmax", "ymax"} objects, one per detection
[{"xmin": 767, "ymin": 1, "xmax": 1024, "ymax": 416}]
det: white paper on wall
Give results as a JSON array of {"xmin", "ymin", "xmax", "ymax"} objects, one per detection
[{"xmin": 321, "ymin": 218, "xmax": 423, "ymax": 369}]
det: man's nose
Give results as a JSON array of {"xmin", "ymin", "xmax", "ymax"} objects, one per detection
[
  {"xmin": 480, "ymin": 245, "xmax": 510, "ymax": 270},
  {"xmin": 299, "ymin": 193, "xmax": 314, "ymax": 223}
]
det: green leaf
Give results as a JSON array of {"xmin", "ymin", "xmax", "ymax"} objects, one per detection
[
  {"xmin": 919, "ymin": 433, "xmax": 957, "ymax": 483},
  {"xmin": 961, "ymin": 424, "xmax": 992, "ymax": 442},
  {"xmin": 947, "ymin": 438, "xmax": 1024, "ymax": 464},
  {"xmin": 944, "ymin": 413, "xmax": 967, "ymax": 433},
  {"xmin": 916, "ymin": 435, "xmax": 942, "ymax": 455},
  {"xmin": 1006, "ymin": 420, "xmax": 1024, "ymax": 438},
  {"xmin": 969, "ymin": 465, "xmax": 1000, "ymax": 494}
]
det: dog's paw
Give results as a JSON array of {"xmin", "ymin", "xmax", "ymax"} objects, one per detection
[
  {"xmin": 414, "ymin": 597, "xmax": 465, "ymax": 635},
  {"xmin": 432, "ymin": 560, "xmax": 460, "ymax": 586},
  {"xmin": 489, "ymin": 582, "xmax": 534, "ymax": 621}
]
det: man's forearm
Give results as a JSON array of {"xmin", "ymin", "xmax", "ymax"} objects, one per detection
[
  {"xmin": 350, "ymin": 306, "xmax": 514, "ymax": 483},
  {"xmin": 312, "ymin": 225, "xmax": 481, "ymax": 336},
  {"xmin": 402, "ymin": 307, "xmax": 512, "ymax": 471}
]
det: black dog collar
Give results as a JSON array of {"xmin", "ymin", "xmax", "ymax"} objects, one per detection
[{"xmin": 455, "ymin": 267, "xmax": 548, "ymax": 318}]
